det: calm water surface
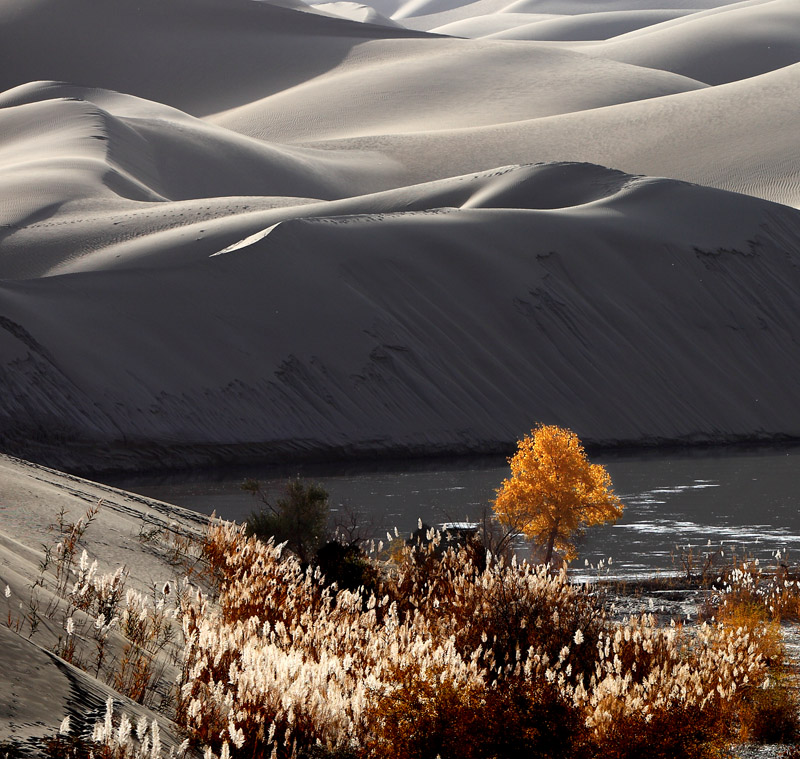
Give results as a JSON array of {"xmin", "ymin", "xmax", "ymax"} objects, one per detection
[{"xmin": 106, "ymin": 445, "xmax": 800, "ymax": 580}]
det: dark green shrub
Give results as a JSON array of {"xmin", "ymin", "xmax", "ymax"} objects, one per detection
[
  {"xmin": 243, "ymin": 477, "xmax": 329, "ymax": 565},
  {"xmin": 315, "ymin": 540, "xmax": 380, "ymax": 594}
]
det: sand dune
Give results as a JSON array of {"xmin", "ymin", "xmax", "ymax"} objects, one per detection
[
  {"xmin": 210, "ymin": 42, "xmax": 706, "ymax": 141},
  {"xmin": 2, "ymin": 162, "xmax": 800, "ymax": 471},
  {"xmin": 302, "ymin": 63, "xmax": 800, "ymax": 207},
  {"xmin": 0, "ymin": 82, "xmax": 401, "ymax": 203},
  {"xmin": 434, "ymin": 9, "xmax": 692, "ymax": 39},
  {"xmin": 312, "ymin": 0, "xmax": 405, "ymax": 26},
  {"xmin": 0, "ymin": 0, "xmax": 799, "ymax": 470},
  {"xmin": 399, "ymin": 0, "xmax": 744, "ymax": 30},
  {"xmin": 0, "ymin": 0, "xmax": 429, "ymax": 115},
  {"xmin": 578, "ymin": 0, "xmax": 800, "ymax": 85}
]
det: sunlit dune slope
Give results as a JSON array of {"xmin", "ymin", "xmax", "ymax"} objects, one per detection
[
  {"xmin": 577, "ymin": 0, "xmax": 800, "ymax": 85},
  {"xmin": 301, "ymin": 63, "xmax": 800, "ymax": 208}
]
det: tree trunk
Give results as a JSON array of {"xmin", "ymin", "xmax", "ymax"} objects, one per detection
[{"xmin": 544, "ymin": 524, "xmax": 559, "ymax": 566}]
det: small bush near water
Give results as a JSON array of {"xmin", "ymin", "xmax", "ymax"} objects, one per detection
[{"xmin": 242, "ymin": 478, "xmax": 330, "ymax": 566}]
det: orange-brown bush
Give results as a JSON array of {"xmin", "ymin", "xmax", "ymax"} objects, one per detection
[
  {"xmin": 590, "ymin": 704, "xmax": 728, "ymax": 759},
  {"xmin": 708, "ymin": 556, "xmax": 800, "ymax": 624},
  {"xmin": 173, "ymin": 521, "xmax": 780, "ymax": 759},
  {"xmin": 703, "ymin": 558, "xmax": 800, "ymax": 744},
  {"xmin": 363, "ymin": 661, "xmax": 586, "ymax": 759}
]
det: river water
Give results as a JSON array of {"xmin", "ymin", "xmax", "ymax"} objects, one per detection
[{"xmin": 106, "ymin": 444, "xmax": 800, "ymax": 580}]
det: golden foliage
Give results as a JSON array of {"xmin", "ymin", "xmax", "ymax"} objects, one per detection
[{"xmin": 493, "ymin": 424, "xmax": 623, "ymax": 563}]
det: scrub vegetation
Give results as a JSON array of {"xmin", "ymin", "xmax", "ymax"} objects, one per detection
[{"xmin": 4, "ymin": 428, "xmax": 800, "ymax": 759}]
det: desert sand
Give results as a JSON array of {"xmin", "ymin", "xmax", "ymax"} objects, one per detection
[
  {"xmin": 0, "ymin": 0, "xmax": 799, "ymax": 473},
  {"xmin": 0, "ymin": 452, "xmax": 207, "ymax": 748}
]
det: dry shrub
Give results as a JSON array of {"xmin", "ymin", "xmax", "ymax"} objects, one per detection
[
  {"xmin": 23, "ymin": 701, "xmax": 188, "ymax": 759},
  {"xmin": 364, "ymin": 663, "xmax": 585, "ymax": 759},
  {"xmin": 584, "ymin": 615, "xmax": 769, "ymax": 757},
  {"xmin": 592, "ymin": 704, "xmax": 728, "ymax": 759},
  {"xmin": 114, "ymin": 584, "xmax": 181, "ymax": 704},
  {"xmin": 738, "ymin": 671, "xmax": 799, "ymax": 744},
  {"xmin": 704, "ymin": 559, "xmax": 800, "ymax": 744},
  {"xmin": 388, "ymin": 532, "xmax": 606, "ymax": 684},
  {"xmin": 709, "ymin": 557, "xmax": 800, "ymax": 623},
  {"xmin": 173, "ymin": 521, "xmax": 782, "ymax": 759}
]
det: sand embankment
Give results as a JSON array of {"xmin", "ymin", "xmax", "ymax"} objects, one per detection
[{"xmin": 0, "ymin": 453, "xmax": 207, "ymax": 747}]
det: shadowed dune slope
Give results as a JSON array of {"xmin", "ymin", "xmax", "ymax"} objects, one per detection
[
  {"xmin": 0, "ymin": 161, "xmax": 644, "ymax": 278},
  {"xmin": 2, "ymin": 164, "xmax": 800, "ymax": 471},
  {"xmin": 0, "ymin": 0, "xmax": 430, "ymax": 115},
  {"xmin": 0, "ymin": 452, "xmax": 208, "ymax": 743}
]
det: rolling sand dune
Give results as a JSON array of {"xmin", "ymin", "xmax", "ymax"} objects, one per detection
[
  {"xmin": 398, "ymin": 0, "xmax": 745, "ymax": 30},
  {"xmin": 0, "ymin": 0, "xmax": 799, "ymax": 471},
  {"xmin": 577, "ymin": 0, "xmax": 800, "ymax": 85},
  {"xmin": 303, "ymin": 63, "xmax": 800, "ymax": 207},
  {"xmin": 210, "ymin": 42, "xmax": 707, "ymax": 141},
  {"xmin": 0, "ymin": 82, "xmax": 402, "ymax": 204},
  {"xmin": 3, "ymin": 163, "xmax": 800, "ymax": 471},
  {"xmin": 0, "ymin": 0, "xmax": 430, "ymax": 115},
  {"xmin": 312, "ymin": 1, "xmax": 405, "ymax": 26},
  {"xmin": 432, "ymin": 9, "xmax": 693, "ymax": 39}
]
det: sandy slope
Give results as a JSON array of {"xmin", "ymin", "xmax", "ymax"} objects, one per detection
[
  {"xmin": 209, "ymin": 41, "xmax": 706, "ymax": 141},
  {"xmin": 429, "ymin": 9, "xmax": 694, "ymax": 38},
  {"xmin": 0, "ymin": 454, "xmax": 207, "ymax": 746},
  {"xmin": 394, "ymin": 0, "xmax": 745, "ymax": 29},
  {"xmin": 0, "ymin": 0, "xmax": 799, "ymax": 470},
  {"xmin": 0, "ymin": 0, "xmax": 432, "ymax": 115},
  {"xmin": 576, "ymin": 0, "xmax": 800, "ymax": 85},
  {"xmin": 2, "ymin": 163, "xmax": 800, "ymax": 471},
  {"xmin": 303, "ymin": 63, "xmax": 800, "ymax": 207}
]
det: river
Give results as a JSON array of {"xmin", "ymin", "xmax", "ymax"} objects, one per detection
[{"xmin": 105, "ymin": 444, "xmax": 800, "ymax": 580}]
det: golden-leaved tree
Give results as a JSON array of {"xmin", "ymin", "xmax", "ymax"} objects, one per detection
[{"xmin": 493, "ymin": 424, "xmax": 623, "ymax": 565}]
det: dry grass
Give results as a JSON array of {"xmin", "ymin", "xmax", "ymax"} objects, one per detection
[
  {"xmin": 172, "ymin": 522, "xmax": 788, "ymax": 759},
  {"xmin": 14, "ymin": 513, "xmax": 800, "ymax": 759}
]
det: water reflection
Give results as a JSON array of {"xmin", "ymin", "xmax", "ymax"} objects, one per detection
[{"xmin": 105, "ymin": 444, "xmax": 800, "ymax": 580}]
